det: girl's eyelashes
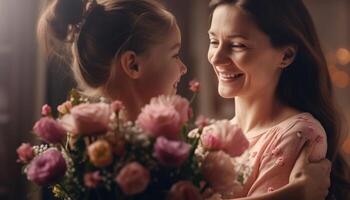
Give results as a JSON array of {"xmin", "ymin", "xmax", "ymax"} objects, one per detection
[
  {"xmin": 209, "ymin": 39, "xmax": 219, "ymax": 46},
  {"xmin": 173, "ymin": 53, "xmax": 180, "ymax": 59}
]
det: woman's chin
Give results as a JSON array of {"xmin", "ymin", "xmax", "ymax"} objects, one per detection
[{"xmin": 218, "ymin": 86, "xmax": 239, "ymax": 99}]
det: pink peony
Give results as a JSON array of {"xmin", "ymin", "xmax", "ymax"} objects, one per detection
[
  {"xmin": 200, "ymin": 120, "xmax": 249, "ymax": 157},
  {"xmin": 150, "ymin": 95, "xmax": 191, "ymax": 125},
  {"xmin": 167, "ymin": 181, "xmax": 202, "ymax": 200},
  {"xmin": 57, "ymin": 101, "xmax": 72, "ymax": 115},
  {"xmin": 59, "ymin": 103, "xmax": 112, "ymax": 136},
  {"xmin": 136, "ymin": 104, "xmax": 181, "ymax": 139},
  {"xmin": 201, "ymin": 151, "xmax": 238, "ymax": 197},
  {"xmin": 154, "ymin": 137, "xmax": 191, "ymax": 167},
  {"xmin": 189, "ymin": 80, "xmax": 200, "ymax": 93},
  {"xmin": 195, "ymin": 115, "xmax": 210, "ymax": 129},
  {"xmin": 115, "ymin": 162, "xmax": 150, "ymax": 195},
  {"xmin": 33, "ymin": 117, "xmax": 66, "ymax": 144},
  {"xmin": 26, "ymin": 149, "xmax": 67, "ymax": 185},
  {"xmin": 87, "ymin": 140, "xmax": 113, "ymax": 168},
  {"xmin": 16, "ymin": 143, "xmax": 34, "ymax": 163},
  {"xmin": 84, "ymin": 171, "xmax": 102, "ymax": 188},
  {"xmin": 111, "ymin": 100, "xmax": 125, "ymax": 113},
  {"xmin": 41, "ymin": 104, "xmax": 52, "ymax": 116}
]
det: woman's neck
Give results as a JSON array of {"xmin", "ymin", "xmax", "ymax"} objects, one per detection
[{"xmin": 234, "ymin": 92, "xmax": 284, "ymax": 134}]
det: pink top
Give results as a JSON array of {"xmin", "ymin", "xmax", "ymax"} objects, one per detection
[{"xmin": 233, "ymin": 112, "xmax": 327, "ymax": 197}]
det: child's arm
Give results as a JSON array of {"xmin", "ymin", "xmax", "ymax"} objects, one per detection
[
  {"xmin": 234, "ymin": 141, "xmax": 331, "ymax": 200},
  {"xmin": 245, "ymin": 118, "xmax": 327, "ymax": 196}
]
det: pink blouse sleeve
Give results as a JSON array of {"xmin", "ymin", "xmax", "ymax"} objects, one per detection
[{"xmin": 247, "ymin": 117, "xmax": 327, "ymax": 196}]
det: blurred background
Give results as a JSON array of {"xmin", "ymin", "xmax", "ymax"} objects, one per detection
[{"xmin": 0, "ymin": 0, "xmax": 349, "ymax": 199}]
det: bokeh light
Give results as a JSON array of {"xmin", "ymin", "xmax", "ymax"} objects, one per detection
[
  {"xmin": 336, "ymin": 48, "xmax": 350, "ymax": 65},
  {"xmin": 331, "ymin": 69, "xmax": 350, "ymax": 88},
  {"xmin": 342, "ymin": 137, "xmax": 350, "ymax": 154}
]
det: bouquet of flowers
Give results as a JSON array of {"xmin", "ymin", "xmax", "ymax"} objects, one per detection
[{"xmin": 17, "ymin": 81, "xmax": 250, "ymax": 200}]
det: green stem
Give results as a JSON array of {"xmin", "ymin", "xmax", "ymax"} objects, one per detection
[{"xmin": 189, "ymin": 92, "xmax": 198, "ymax": 106}]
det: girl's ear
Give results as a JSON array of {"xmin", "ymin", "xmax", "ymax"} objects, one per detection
[
  {"xmin": 119, "ymin": 50, "xmax": 142, "ymax": 79},
  {"xmin": 280, "ymin": 45, "xmax": 298, "ymax": 69}
]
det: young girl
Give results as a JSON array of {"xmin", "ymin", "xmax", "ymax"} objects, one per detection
[
  {"xmin": 38, "ymin": 0, "xmax": 332, "ymax": 199},
  {"xmin": 207, "ymin": 0, "xmax": 349, "ymax": 199},
  {"xmin": 38, "ymin": 0, "xmax": 187, "ymax": 121}
]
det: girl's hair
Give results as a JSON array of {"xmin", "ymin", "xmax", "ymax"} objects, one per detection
[
  {"xmin": 209, "ymin": 0, "xmax": 350, "ymax": 199},
  {"xmin": 38, "ymin": 0, "xmax": 175, "ymax": 96}
]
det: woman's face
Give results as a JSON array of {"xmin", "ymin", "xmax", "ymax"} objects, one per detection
[
  {"xmin": 137, "ymin": 23, "xmax": 187, "ymax": 100},
  {"xmin": 208, "ymin": 4, "xmax": 285, "ymax": 99}
]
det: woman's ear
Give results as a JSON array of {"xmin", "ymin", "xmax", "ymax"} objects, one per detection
[
  {"xmin": 119, "ymin": 50, "xmax": 142, "ymax": 79},
  {"xmin": 280, "ymin": 45, "xmax": 298, "ymax": 69}
]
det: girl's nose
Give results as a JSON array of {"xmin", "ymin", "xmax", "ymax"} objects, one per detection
[{"xmin": 180, "ymin": 60, "xmax": 187, "ymax": 75}]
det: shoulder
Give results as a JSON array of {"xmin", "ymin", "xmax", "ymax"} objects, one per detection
[
  {"xmin": 278, "ymin": 112, "xmax": 327, "ymax": 161},
  {"xmin": 280, "ymin": 113, "xmax": 326, "ymax": 139}
]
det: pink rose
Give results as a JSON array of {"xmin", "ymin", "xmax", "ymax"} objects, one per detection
[
  {"xmin": 16, "ymin": 143, "xmax": 34, "ymax": 163},
  {"xmin": 150, "ymin": 95, "xmax": 190, "ymax": 124},
  {"xmin": 201, "ymin": 151, "xmax": 237, "ymax": 197},
  {"xmin": 111, "ymin": 100, "xmax": 125, "ymax": 113},
  {"xmin": 195, "ymin": 115, "xmax": 210, "ymax": 129},
  {"xmin": 59, "ymin": 103, "xmax": 112, "ymax": 136},
  {"xmin": 136, "ymin": 104, "xmax": 181, "ymax": 139},
  {"xmin": 115, "ymin": 162, "xmax": 150, "ymax": 195},
  {"xmin": 154, "ymin": 137, "xmax": 191, "ymax": 167},
  {"xmin": 87, "ymin": 140, "xmax": 113, "ymax": 168},
  {"xmin": 26, "ymin": 149, "xmax": 67, "ymax": 185},
  {"xmin": 84, "ymin": 171, "xmax": 102, "ymax": 188},
  {"xmin": 57, "ymin": 101, "xmax": 72, "ymax": 115},
  {"xmin": 189, "ymin": 80, "xmax": 200, "ymax": 93},
  {"xmin": 33, "ymin": 117, "xmax": 66, "ymax": 143},
  {"xmin": 167, "ymin": 181, "xmax": 202, "ymax": 200},
  {"xmin": 201, "ymin": 120, "xmax": 249, "ymax": 157},
  {"xmin": 41, "ymin": 104, "xmax": 52, "ymax": 116}
]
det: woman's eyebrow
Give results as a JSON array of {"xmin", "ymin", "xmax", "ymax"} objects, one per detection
[{"xmin": 208, "ymin": 31, "xmax": 248, "ymax": 39}]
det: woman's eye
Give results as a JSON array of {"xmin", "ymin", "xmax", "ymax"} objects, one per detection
[{"xmin": 230, "ymin": 43, "xmax": 246, "ymax": 49}]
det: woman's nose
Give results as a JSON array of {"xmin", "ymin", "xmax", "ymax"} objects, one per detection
[{"xmin": 210, "ymin": 46, "xmax": 230, "ymax": 66}]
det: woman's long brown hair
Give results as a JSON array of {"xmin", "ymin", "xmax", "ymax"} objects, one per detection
[{"xmin": 209, "ymin": 0, "xmax": 350, "ymax": 199}]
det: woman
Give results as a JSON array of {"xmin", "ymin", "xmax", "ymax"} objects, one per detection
[
  {"xmin": 37, "ymin": 0, "xmax": 333, "ymax": 199},
  {"xmin": 207, "ymin": 0, "xmax": 349, "ymax": 199}
]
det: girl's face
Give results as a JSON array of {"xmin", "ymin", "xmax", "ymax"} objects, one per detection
[
  {"xmin": 208, "ymin": 4, "xmax": 285, "ymax": 99},
  {"xmin": 137, "ymin": 23, "xmax": 187, "ymax": 100}
]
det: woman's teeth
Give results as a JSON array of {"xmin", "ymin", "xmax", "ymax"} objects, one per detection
[{"xmin": 218, "ymin": 72, "xmax": 244, "ymax": 81}]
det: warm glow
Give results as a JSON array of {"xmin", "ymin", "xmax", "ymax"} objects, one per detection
[
  {"xmin": 336, "ymin": 48, "xmax": 350, "ymax": 65},
  {"xmin": 327, "ymin": 64, "xmax": 337, "ymax": 72},
  {"xmin": 331, "ymin": 69, "xmax": 350, "ymax": 88},
  {"xmin": 326, "ymin": 52, "xmax": 337, "ymax": 65},
  {"xmin": 342, "ymin": 137, "xmax": 350, "ymax": 154}
]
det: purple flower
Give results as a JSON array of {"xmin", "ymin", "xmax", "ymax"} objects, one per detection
[
  {"xmin": 154, "ymin": 137, "xmax": 191, "ymax": 167},
  {"xmin": 33, "ymin": 117, "xmax": 66, "ymax": 143},
  {"xmin": 26, "ymin": 149, "xmax": 67, "ymax": 185}
]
